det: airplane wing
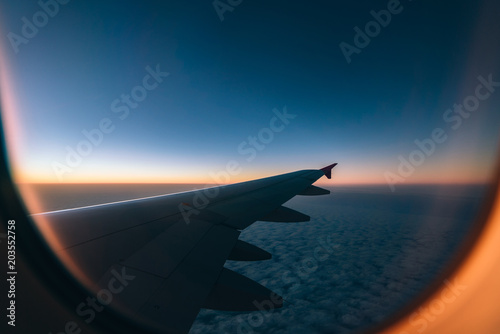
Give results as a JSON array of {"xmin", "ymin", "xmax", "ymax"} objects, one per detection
[{"xmin": 32, "ymin": 163, "xmax": 337, "ymax": 333}]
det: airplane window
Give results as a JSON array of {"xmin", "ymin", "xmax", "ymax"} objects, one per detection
[{"xmin": 0, "ymin": 1, "xmax": 499, "ymax": 334}]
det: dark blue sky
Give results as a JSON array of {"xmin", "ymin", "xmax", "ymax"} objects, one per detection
[{"xmin": 0, "ymin": 0, "xmax": 499, "ymax": 184}]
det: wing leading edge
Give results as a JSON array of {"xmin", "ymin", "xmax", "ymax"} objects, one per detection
[{"xmin": 32, "ymin": 163, "xmax": 337, "ymax": 333}]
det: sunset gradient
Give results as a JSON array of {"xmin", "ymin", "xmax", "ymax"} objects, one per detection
[{"xmin": 0, "ymin": 1, "xmax": 498, "ymax": 188}]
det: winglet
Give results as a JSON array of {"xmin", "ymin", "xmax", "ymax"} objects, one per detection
[{"xmin": 320, "ymin": 163, "xmax": 337, "ymax": 179}]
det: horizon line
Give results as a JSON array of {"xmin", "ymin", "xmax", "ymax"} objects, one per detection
[{"xmin": 15, "ymin": 181, "xmax": 491, "ymax": 186}]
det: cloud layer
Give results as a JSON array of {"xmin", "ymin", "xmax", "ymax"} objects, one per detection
[{"xmin": 190, "ymin": 185, "xmax": 484, "ymax": 333}]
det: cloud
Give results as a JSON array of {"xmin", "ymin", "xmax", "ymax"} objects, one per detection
[{"xmin": 190, "ymin": 185, "xmax": 483, "ymax": 333}]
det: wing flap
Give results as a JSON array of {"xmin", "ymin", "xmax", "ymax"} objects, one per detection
[
  {"xmin": 228, "ymin": 240, "xmax": 272, "ymax": 261},
  {"xmin": 299, "ymin": 185, "xmax": 331, "ymax": 196},
  {"xmin": 261, "ymin": 205, "xmax": 310, "ymax": 222},
  {"xmin": 135, "ymin": 224, "xmax": 240, "ymax": 333},
  {"xmin": 202, "ymin": 268, "xmax": 283, "ymax": 311},
  {"xmin": 122, "ymin": 219, "xmax": 213, "ymax": 278}
]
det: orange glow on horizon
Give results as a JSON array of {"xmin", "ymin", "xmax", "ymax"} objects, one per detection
[
  {"xmin": 12, "ymin": 155, "xmax": 496, "ymax": 186},
  {"xmin": 15, "ymin": 174, "xmax": 490, "ymax": 186}
]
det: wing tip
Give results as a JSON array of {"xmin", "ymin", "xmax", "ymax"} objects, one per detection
[{"xmin": 320, "ymin": 163, "xmax": 338, "ymax": 179}]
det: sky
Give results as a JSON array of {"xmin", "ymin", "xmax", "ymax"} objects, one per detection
[{"xmin": 0, "ymin": 0, "xmax": 499, "ymax": 185}]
